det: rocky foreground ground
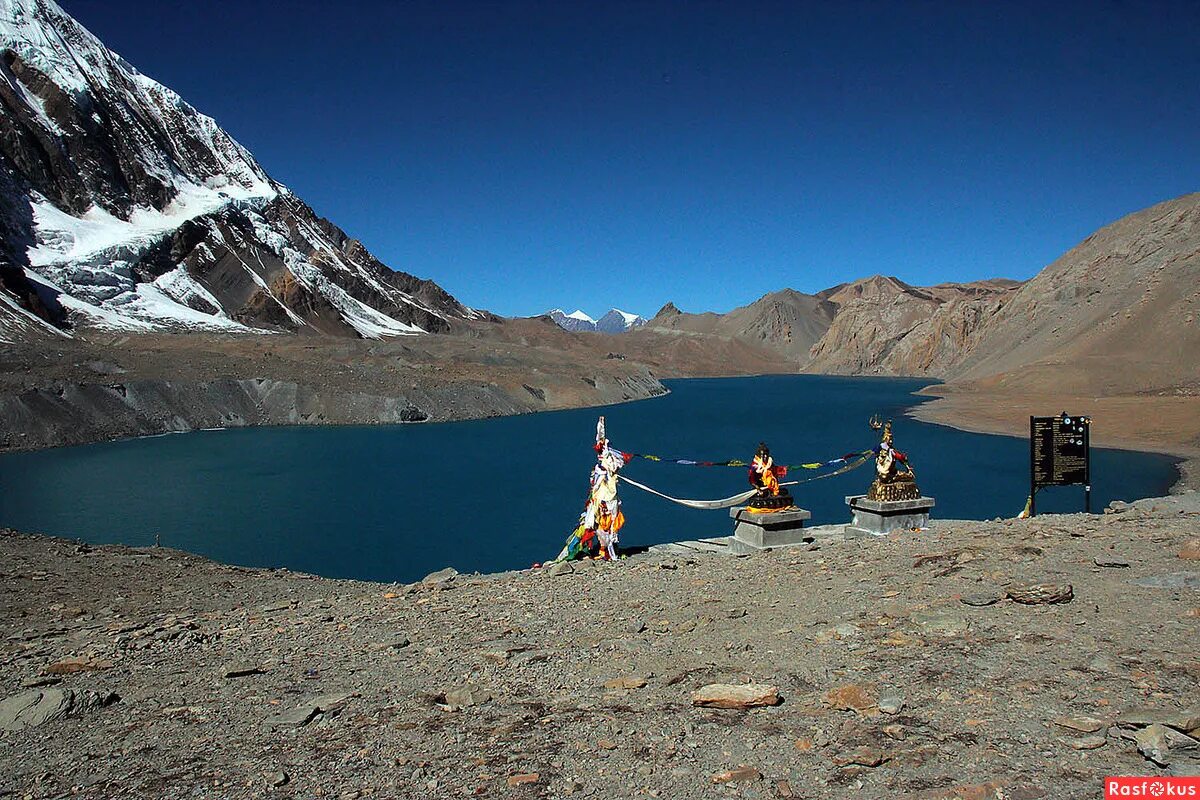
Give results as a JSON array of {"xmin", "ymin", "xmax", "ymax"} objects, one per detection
[{"xmin": 2, "ymin": 494, "xmax": 1199, "ymax": 800}]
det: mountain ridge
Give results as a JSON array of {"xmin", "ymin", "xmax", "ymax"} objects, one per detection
[
  {"xmin": 544, "ymin": 307, "xmax": 647, "ymax": 333},
  {"xmin": 0, "ymin": 0, "xmax": 480, "ymax": 339}
]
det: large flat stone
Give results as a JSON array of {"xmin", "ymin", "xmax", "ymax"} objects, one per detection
[
  {"xmin": 692, "ymin": 683, "xmax": 781, "ymax": 708},
  {"xmin": 0, "ymin": 688, "xmax": 117, "ymax": 731}
]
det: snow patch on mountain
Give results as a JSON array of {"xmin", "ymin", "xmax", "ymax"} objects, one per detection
[{"xmin": 28, "ymin": 183, "xmax": 276, "ymax": 270}]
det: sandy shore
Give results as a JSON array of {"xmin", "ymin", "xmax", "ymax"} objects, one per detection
[{"xmin": 910, "ymin": 384, "xmax": 1200, "ymax": 493}]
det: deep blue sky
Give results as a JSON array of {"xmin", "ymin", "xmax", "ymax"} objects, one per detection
[{"xmin": 64, "ymin": 1, "xmax": 1200, "ymax": 318}]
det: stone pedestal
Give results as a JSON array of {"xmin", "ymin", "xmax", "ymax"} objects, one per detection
[
  {"xmin": 845, "ymin": 495, "xmax": 935, "ymax": 537},
  {"xmin": 728, "ymin": 506, "xmax": 812, "ymax": 554}
]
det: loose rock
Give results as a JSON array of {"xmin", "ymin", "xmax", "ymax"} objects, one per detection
[
  {"xmin": 222, "ymin": 663, "xmax": 266, "ymax": 678},
  {"xmin": 1007, "ymin": 582, "xmax": 1074, "ymax": 604},
  {"xmin": 0, "ymin": 688, "xmax": 118, "ymax": 731},
  {"xmin": 440, "ymin": 685, "xmax": 492, "ymax": 709},
  {"xmin": 692, "ymin": 683, "xmax": 781, "ymax": 709},
  {"xmin": 824, "ymin": 683, "xmax": 877, "ymax": 712},
  {"xmin": 42, "ymin": 656, "xmax": 112, "ymax": 675},
  {"xmin": 421, "ymin": 567, "xmax": 458, "ymax": 585},
  {"xmin": 910, "ymin": 609, "xmax": 969, "ymax": 635},
  {"xmin": 711, "ymin": 767, "xmax": 761, "ymax": 784},
  {"xmin": 960, "ymin": 590, "xmax": 1003, "ymax": 607},
  {"xmin": 1065, "ymin": 735, "xmax": 1107, "ymax": 750},
  {"xmin": 831, "ymin": 746, "xmax": 889, "ymax": 768},
  {"xmin": 1053, "ymin": 715, "xmax": 1105, "ymax": 733}
]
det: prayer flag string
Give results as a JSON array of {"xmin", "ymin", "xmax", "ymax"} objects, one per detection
[{"xmin": 621, "ymin": 448, "xmax": 875, "ymax": 471}]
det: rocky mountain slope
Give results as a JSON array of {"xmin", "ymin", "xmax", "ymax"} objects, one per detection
[
  {"xmin": 805, "ymin": 276, "xmax": 1022, "ymax": 376},
  {"xmin": 909, "ymin": 194, "xmax": 1200, "ymax": 463},
  {"xmin": 546, "ymin": 309, "xmax": 596, "ymax": 332},
  {"xmin": 595, "ymin": 308, "xmax": 647, "ymax": 333},
  {"xmin": 948, "ymin": 193, "xmax": 1200, "ymax": 395},
  {"xmin": 641, "ymin": 280, "xmax": 1022, "ymax": 374},
  {"xmin": 646, "ymin": 289, "xmax": 838, "ymax": 366},
  {"xmin": 646, "ymin": 192, "xmax": 1197, "ymax": 394},
  {"xmin": 0, "ymin": 0, "xmax": 479, "ymax": 339},
  {"xmin": 0, "ymin": 322, "xmax": 673, "ymax": 451}
]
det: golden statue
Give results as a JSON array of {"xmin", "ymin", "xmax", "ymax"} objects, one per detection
[{"xmin": 866, "ymin": 416, "xmax": 922, "ymax": 502}]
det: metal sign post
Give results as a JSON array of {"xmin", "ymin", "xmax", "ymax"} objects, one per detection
[{"xmin": 1029, "ymin": 412, "xmax": 1091, "ymax": 516}]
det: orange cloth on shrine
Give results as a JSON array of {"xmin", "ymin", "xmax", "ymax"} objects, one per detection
[
  {"xmin": 598, "ymin": 507, "xmax": 625, "ymax": 534},
  {"xmin": 746, "ymin": 504, "xmax": 794, "ymax": 514}
]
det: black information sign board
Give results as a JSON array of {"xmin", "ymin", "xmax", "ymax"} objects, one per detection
[{"xmin": 1029, "ymin": 412, "xmax": 1091, "ymax": 516}]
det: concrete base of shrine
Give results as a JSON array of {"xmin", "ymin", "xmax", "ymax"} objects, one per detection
[
  {"xmin": 728, "ymin": 506, "xmax": 813, "ymax": 554},
  {"xmin": 845, "ymin": 495, "xmax": 935, "ymax": 537}
]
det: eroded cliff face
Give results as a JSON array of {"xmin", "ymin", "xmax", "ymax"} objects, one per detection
[
  {"xmin": 0, "ymin": 329, "xmax": 669, "ymax": 452},
  {"xmin": 0, "ymin": 373, "xmax": 666, "ymax": 452},
  {"xmin": 805, "ymin": 277, "xmax": 1019, "ymax": 377}
]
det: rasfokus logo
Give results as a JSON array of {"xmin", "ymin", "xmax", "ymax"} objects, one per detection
[{"xmin": 1106, "ymin": 777, "xmax": 1200, "ymax": 798}]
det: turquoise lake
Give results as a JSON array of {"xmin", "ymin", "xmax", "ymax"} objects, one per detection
[{"xmin": 0, "ymin": 375, "xmax": 1179, "ymax": 583}]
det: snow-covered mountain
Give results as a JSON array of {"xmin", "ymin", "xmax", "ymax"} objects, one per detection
[
  {"xmin": 595, "ymin": 308, "xmax": 647, "ymax": 333},
  {"xmin": 545, "ymin": 308, "xmax": 646, "ymax": 333},
  {"xmin": 546, "ymin": 308, "xmax": 597, "ymax": 332},
  {"xmin": 0, "ymin": 0, "xmax": 480, "ymax": 339}
]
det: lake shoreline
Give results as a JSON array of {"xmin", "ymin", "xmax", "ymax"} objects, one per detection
[
  {"xmin": 1, "ymin": 374, "xmax": 1182, "ymax": 586},
  {"xmin": 6, "ymin": 325, "xmax": 1195, "ymax": 506},
  {"xmin": 909, "ymin": 383, "xmax": 1200, "ymax": 493}
]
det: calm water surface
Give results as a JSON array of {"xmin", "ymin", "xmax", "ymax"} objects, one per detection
[{"xmin": 0, "ymin": 376, "xmax": 1178, "ymax": 583}]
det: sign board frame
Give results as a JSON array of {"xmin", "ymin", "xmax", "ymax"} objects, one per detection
[{"xmin": 1029, "ymin": 413, "xmax": 1091, "ymax": 516}]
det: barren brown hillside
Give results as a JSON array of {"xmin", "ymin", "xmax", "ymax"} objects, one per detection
[
  {"xmin": 950, "ymin": 193, "xmax": 1200, "ymax": 394},
  {"xmin": 644, "ymin": 290, "xmax": 837, "ymax": 366}
]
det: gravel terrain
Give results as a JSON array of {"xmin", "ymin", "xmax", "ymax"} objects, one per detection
[{"xmin": 2, "ymin": 493, "xmax": 1198, "ymax": 799}]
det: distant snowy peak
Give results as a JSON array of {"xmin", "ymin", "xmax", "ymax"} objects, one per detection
[
  {"xmin": 546, "ymin": 308, "xmax": 596, "ymax": 332},
  {"xmin": 545, "ymin": 307, "xmax": 646, "ymax": 333},
  {"xmin": 596, "ymin": 308, "xmax": 647, "ymax": 333},
  {"xmin": 0, "ymin": 0, "xmax": 479, "ymax": 339}
]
